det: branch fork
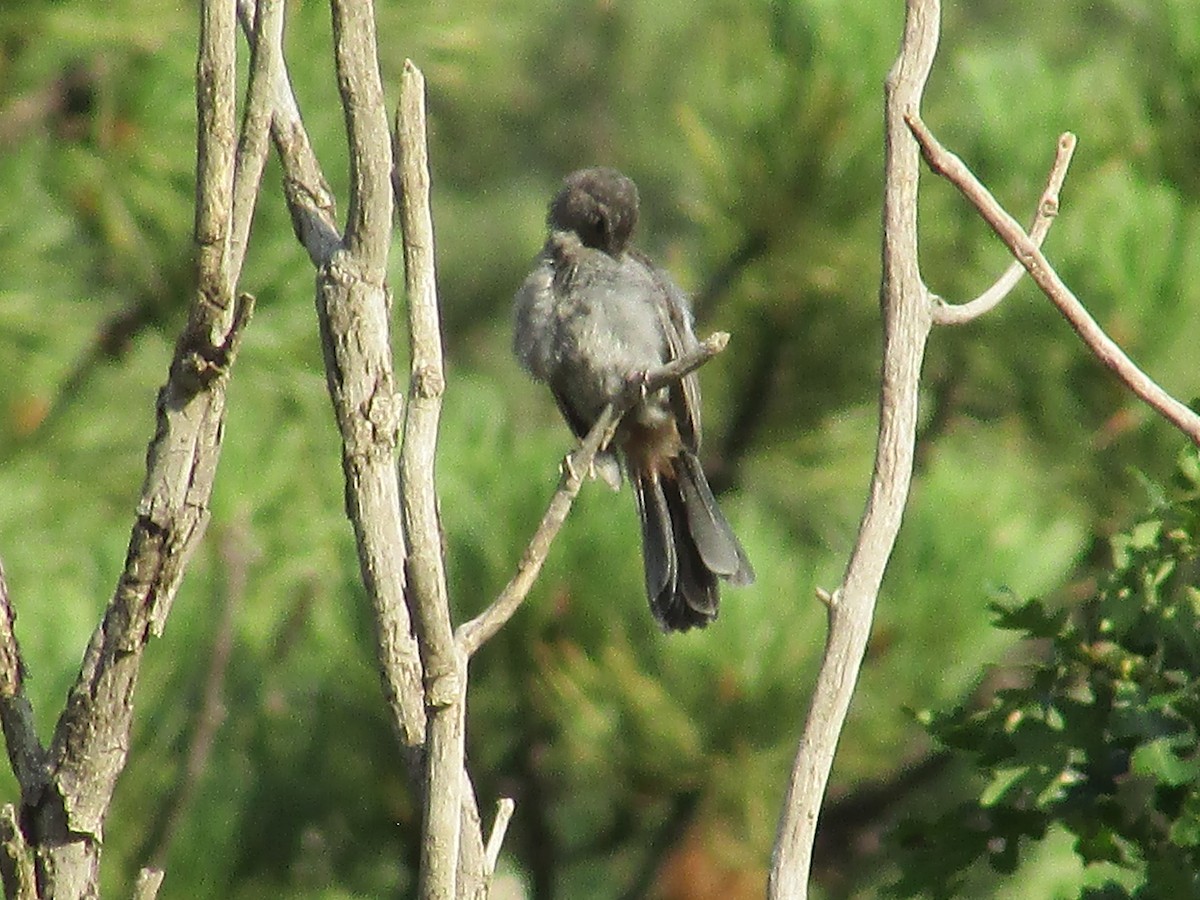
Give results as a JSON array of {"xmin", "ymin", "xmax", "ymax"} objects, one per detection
[{"xmin": 771, "ymin": 4, "xmax": 1200, "ymax": 898}]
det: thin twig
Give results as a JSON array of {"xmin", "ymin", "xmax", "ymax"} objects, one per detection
[
  {"xmin": 932, "ymin": 132, "xmax": 1076, "ymax": 325},
  {"xmin": 235, "ymin": 0, "xmax": 340, "ymax": 264},
  {"xmin": 229, "ymin": 0, "xmax": 284, "ymax": 275},
  {"xmin": 908, "ymin": 111, "xmax": 1200, "ymax": 446},
  {"xmin": 132, "ymin": 867, "xmax": 165, "ymax": 900},
  {"xmin": 483, "ymin": 798, "xmax": 516, "ymax": 875},
  {"xmin": 456, "ymin": 332, "xmax": 730, "ymax": 657}
]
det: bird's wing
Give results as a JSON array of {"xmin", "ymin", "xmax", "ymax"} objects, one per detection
[{"xmin": 631, "ymin": 249, "xmax": 702, "ymax": 452}]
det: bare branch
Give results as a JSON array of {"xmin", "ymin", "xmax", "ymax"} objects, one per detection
[
  {"xmin": 193, "ymin": 0, "xmax": 238, "ymax": 310},
  {"xmin": 235, "ymin": 0, "xmax": 340, "ymax": 265},
  {"xmin": 0, "ymin": 559, "xmax": 47, "ymax": 805},
  {"xmin": 312, "ymin": 4, "xmax": 426, "ymax": 757},
  {"xmin": 456, "ymin": 332, "xmax": 731, "ymax": 657},
  {"xmin": 331, "ymin": 0, "xmax": 392, "ymax": 272},
  {"xmin": 908, "ymin": 111, "xmax": 1200, "ymax": 446},
  {"xmin": 228, "ymin": 0, "xmax": 284, "ymax": 275},
  {"xmin": 932, "ymin": 132, "xmax": 1076, "ymax": 325},
  {"xmin": 239, "ymin": 0, "xmax": 432, "ymax": 774},
  {"xmin": 0, "ymin": 804, "xmax": 35, "ymax": 900},
  {"xmin": 394, "ymin": 63, "xmax": 450, "ymax": 659},
  {"xmin": 27, "ymin": 1, "xmax": 255, "ymax": 892},
  {"xmin": 484, "ymin": 798, "xmax": 516, "ymax": 875},
  {"xmin": 770, "ymin": 0, "xmax": 940, "ymax": 896},
  {"xmin": 392, "ymin": 60, "xmax": 465, "ymax": 900}
]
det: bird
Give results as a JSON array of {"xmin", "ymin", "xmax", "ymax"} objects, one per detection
[{"xmin": 512, "ymin": 166, "xmax": 754, "ymax": 631}]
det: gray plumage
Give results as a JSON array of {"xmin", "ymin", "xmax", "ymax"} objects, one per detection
[{"xmin": 513, "ymin": 167, "xmax": 754, "ymax": 631}]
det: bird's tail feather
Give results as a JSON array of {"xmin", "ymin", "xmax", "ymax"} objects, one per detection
[{"xmin": 633, "ymin": 452, "xmax": 754, "ymax": 632}]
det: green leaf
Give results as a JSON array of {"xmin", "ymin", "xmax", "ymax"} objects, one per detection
[
  {"xmin": 981, "ymin": 765, "xmax": 1031, "ymax": 807},
  {"xmin": 1073, "ymin": 825, "xmax": 1128, "ymax": 866},
  {"xmin": 1129, "ymin": 737, "xmax": 1200, "ymax": 787},
  {"xmin": 1168, "ymin": 794, "xmax": 1200, "ymax": 847},
  {"xmin": 988, "ymin": 596, "xmax": 1067, "ymax": 638}
]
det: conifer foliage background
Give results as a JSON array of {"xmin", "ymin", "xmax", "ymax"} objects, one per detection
[{"xmin": 0, "ymin": 0, "xmax": 1198, "ymax": 896}]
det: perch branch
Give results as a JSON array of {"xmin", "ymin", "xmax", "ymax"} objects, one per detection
[
  {"xmin": 908, "ymin": 112, "xmax": 1200, "ymax": 446},
  {"xmin": 456, "ymin": 332, "xmax": 731, "ymax": 657},
  {"xmin": 932, "ymin": 132, "xmax": 1076, "ymax": 325},
  {"xmin": 770, "ymin": 0, "xmax": 940, "ymax": 896}
]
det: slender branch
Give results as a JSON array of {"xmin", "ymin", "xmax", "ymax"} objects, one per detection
[
  {"xmin": 228, "ymin": 0, "xmax": 284, "ymax": 276},
  {"xmin": 235, "ymin": 0, "xmax": 340, "ymax": 264},
  {"xmin": 932, "ymin": 132, "xmax": 1076, "ymax": 325},
  {"xmin": 908, "ymin": 112, "xmax": 1200, "ymax": 446},
  {"xmin": 394, "ymin": 64, "xmax": 450, "ymax": 653},
  {"xmin": 193, "ymin": 0, "xmax": 238, "ymax": 311},
  {"xmin": 770, "ymin": 0, "xmax": 940, "ymax": 896},
  {"xmin": 456, "ymin": 332, "xmax": 730, "ymax": 657},
  {"xmin": 331, "ymin": 0, "xmax": 391, "ymax": 272},
  {"xmin": 483, "ymin": 798, "xmax": 516, "ymax": 875},
  {"xmin": 0, "ymin": 559, "xmax": 47, "ymax": 806}
]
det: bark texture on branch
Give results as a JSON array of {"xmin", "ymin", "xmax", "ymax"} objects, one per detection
[
  {"xmin": 770, "ymin": 1, "xmax": 940, "ymax": 895},
  {"xmin": 4, "ymin": 0, "xmax": 259, "ymax": 894},
  {"xmin": 391, "ymin": 61, "xmax": 470, "ymax": 900}
]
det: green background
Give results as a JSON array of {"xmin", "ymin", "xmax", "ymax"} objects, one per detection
[{"xmin": 0, "ymin": 0, "xmax": 1198, "ymax": 896}]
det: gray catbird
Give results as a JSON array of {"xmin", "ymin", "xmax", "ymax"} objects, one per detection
[{"xmin": 513, "ymin": 167, "xmax": 754, "ymax": 631}]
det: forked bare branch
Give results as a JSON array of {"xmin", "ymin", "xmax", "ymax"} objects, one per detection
[
  {"xmin": 932, "ymin": 132, "xmax": 1076, "ymax": 325},
  {"xmin": 909, "ymin": 111, "xmax": 1200, "ymax": 446}
]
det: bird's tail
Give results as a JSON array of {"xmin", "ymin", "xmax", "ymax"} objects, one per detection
[{"xmin": 632, "ymin": 451, "xmax": 755, "ymax": 632}]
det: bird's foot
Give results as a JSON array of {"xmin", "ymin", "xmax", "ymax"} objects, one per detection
[{"xmin": 624, "ymin": 369, "xmax": 650, "ymax": 403}]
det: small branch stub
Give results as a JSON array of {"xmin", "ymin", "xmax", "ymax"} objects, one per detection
[{"xmin": 484, "ymin": 798, "xmax": 516, "ymax": 875}]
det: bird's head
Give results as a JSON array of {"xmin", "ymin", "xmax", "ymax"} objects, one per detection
[{"xmin": 547, "ymin": 167, "xmax": 640, "ymax": 258}]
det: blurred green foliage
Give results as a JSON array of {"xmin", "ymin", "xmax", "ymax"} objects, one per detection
[
  {"xmin": 0, "ymin": 0, "xmax": 1197, "ymax": 897},
  {"xmin": 892, "ymin": 448, "xmax": 1200, "ymax": 900}
]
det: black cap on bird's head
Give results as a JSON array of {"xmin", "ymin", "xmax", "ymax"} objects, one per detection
[{"xmin": 547, "ymin": 167, "xmax": 640, "ymax": 257}]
